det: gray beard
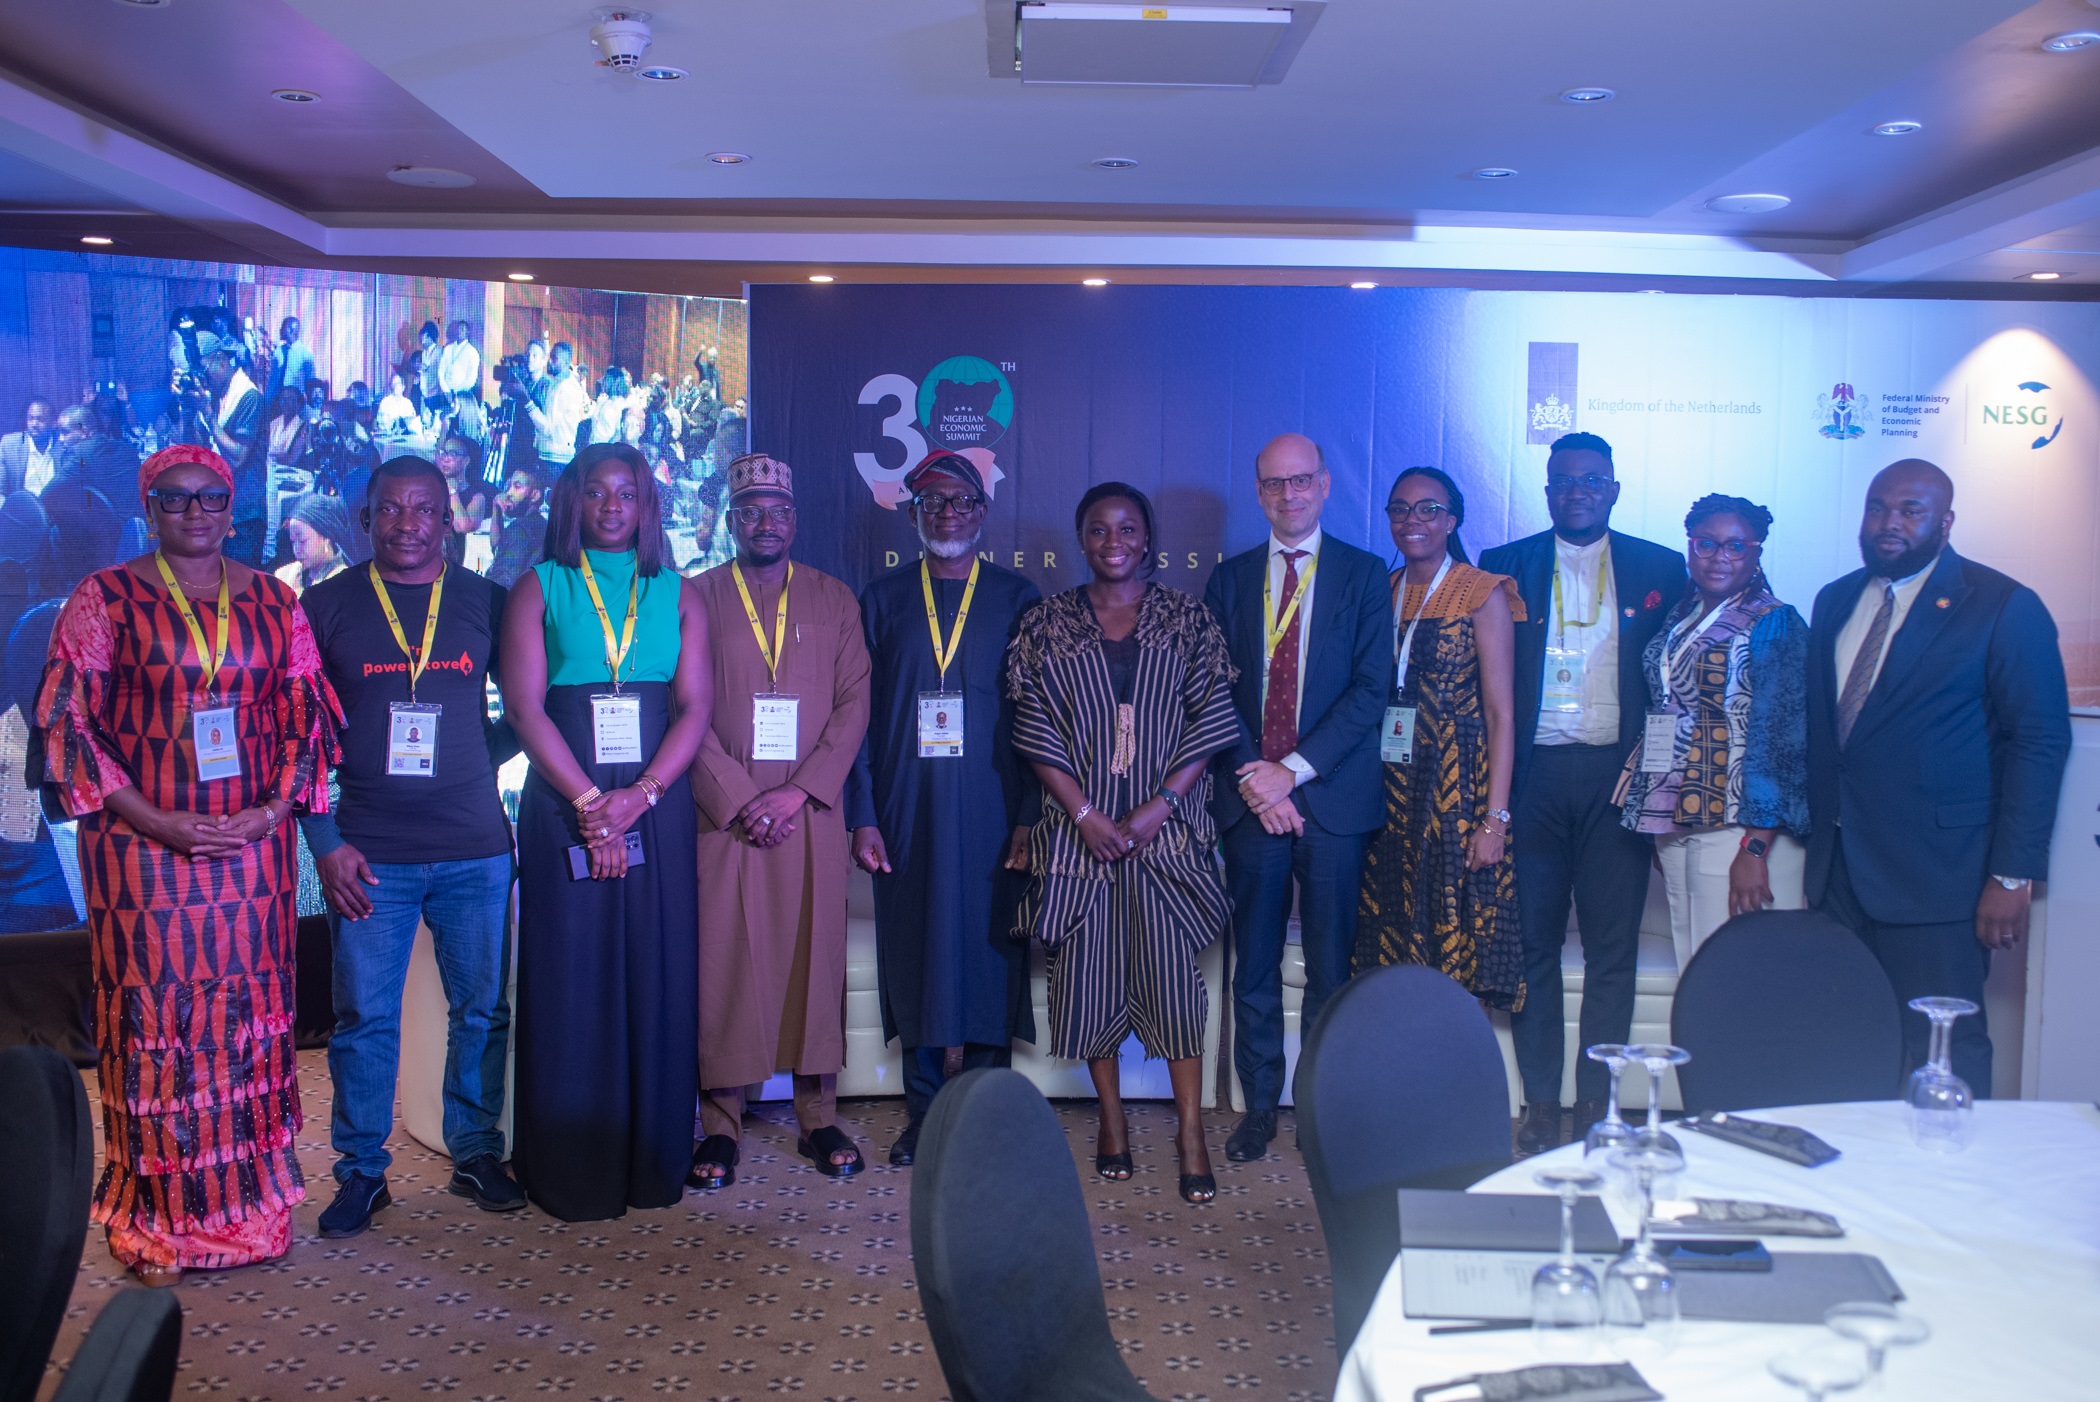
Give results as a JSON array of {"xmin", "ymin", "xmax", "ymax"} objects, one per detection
[{"xmin": 920, "ymin": 530, "xmax": 980, "ymax": 561}]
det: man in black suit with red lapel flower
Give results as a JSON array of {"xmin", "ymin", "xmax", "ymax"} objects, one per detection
[{"xmin": 1480, "ymin": 432, "xmax": 1685, "ymax": 1152}]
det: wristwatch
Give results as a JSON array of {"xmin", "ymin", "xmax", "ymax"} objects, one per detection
[
  {"xmin": 1487, "ymin": 807, "xmax": 1512, "ymax": 826},
  {"xmin": 1156, "ymin": 787, "xmax": 1183, "ymax": 817},
  {"xmin": 1993, "ymin": 875, "xmax": 2031, "ymax": 892},
  {"xmin": 1739, "ymin": 833, "xmax": 1770, "ymax": 859}
]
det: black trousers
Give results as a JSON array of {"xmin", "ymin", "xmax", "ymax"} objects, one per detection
[
  {"xmin": 1817, "ymin": 839, "xmax": 1993, "ymax": 1095},
  {"xmin": 902, "ymin": 1042, "xmax": 1011, "ymax": 1123},
  {"xmin": 1221, "ymin": 811, "xmax": 1369, "ymax": 1112},
  {"xmin": 1510, "ymin": 743, "xmax": 1654, "ymax": 1106}
]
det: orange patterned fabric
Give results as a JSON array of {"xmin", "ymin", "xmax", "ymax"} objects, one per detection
[
  {"xmin": 32, "ymin": 563, "xmax": 341, "ymax": 1270},
  {"xmin": 1391, "ymin": 562, "xmax": 1528, "ymax": 623}
]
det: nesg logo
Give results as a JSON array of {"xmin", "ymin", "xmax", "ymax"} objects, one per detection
[
  {"xmin": 1981, "ymin": 380, "xmax": 2063, "ymax": 449},
  {"xmin": 854, "ymin": 356, "xmax": 1014, "ymax": 508}
]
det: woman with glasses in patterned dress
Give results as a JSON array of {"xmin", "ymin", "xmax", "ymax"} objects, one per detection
[
  {"xmin": 30, "ymin": 443, "xmax": 343, "ymax": 1286},
  {"xmin": 1615, "ymin": 494, "xmax": 1809, "ymax": 970},
  {"xmin": 1354, "ymin": 467, "xmax": 1527, "ymax": 1010}
]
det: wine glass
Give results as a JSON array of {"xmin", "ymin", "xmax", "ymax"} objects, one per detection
[
  {"xmin": 1769, "ymin": 1342, "xmax": 1872, "ymax": 1402},
  {"xmin": 1825, "ymin": 1302, "xmax": 1930, "ymax": 1390},
  {"xmin": 1582, "ymin": 1044, "xmax": 1636, "ymax": 1161},
  {"xmin": 1530, "ymin": 1166, "xmax": 1604, "ymax": 1355},
  {"xmin": 1905, "ymin": 997, "xmax": 1978, "ymax": 1153},
  {"xmin": 1623, "ymin": 1044, "xmax": 1690, "ymax": 1155},
  {"xmin": 1602, "ymin": 1143, "xmax": 1683, "ymax": 1357}
]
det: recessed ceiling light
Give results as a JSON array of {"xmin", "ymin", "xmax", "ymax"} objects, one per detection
[
  {"xmin": 1349, "ymin": 281, "xmax": 1377, "ymax": 289},
  {"xmin": 507, "ymin": 272, "xmax": 534, "ymax": 282},
  {"xmin": 387, "ymin": 166, "xmax": 476, "ymax": 188},
  {"xmin": 706, "ymin": 151, "xmax": 751, "ymax": 165},
  {"xmin": 1471, "ymin": 167, "xmax": 1519, "ymax": 180},
  {"xmin": 1706, "ymin": 192, "xmax": 1791, "ymax": 214},
  {"xmin": 808, "ymin": 275, "xmax": 835, "ymax": 283},
  {"xmin": 1560, "ymin": 87, "xmax": 1615, "ymax": 103},
  {"xmin": 1082, "ymin": 278, "xmax": 1110, "ymax": 287},
  {"xmin": 1871, "ymin": 120, "xmax": 1922, "ymax": 137},
  {"xmin": 2026, "ymin": 271, "xmax": 2064, "ymax": 281},
  {"xmin": 636, "ymin": 65, "xmax": 687, "ymax": 81},
  {"xmin": 1091, "ymin": 157, "xmax": 1139, "ymax": 170},
  {"xmin": 80, "ymin": 235, "xmax": 114, "ymax": 246},
  {"xmin": 271, "ymin": 88, "xmax": 320, "ymax": 103},
  {"xmin": 2040, "ymin": 30, "xmax": 2100, "ymax": 52},
  {"xmin": 1642, "ymin": 288, "xmax": 1664, "ymax": 294},
  {"xmin": 110, "ymin": 0, "xmax": 173, "ymax": 9}
]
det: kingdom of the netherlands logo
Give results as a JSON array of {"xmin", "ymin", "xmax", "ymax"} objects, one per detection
[
  {"xmin": 854, "ymin": 355, "xmax": 1014, "ymax": 508},
  {"xmin": 1979, "ymin": 380, "xmax": 2062, "ymax": 449},
  {"xmin": 1817, "ymin": 382, "xmax": 1868, "ymax": 439}
]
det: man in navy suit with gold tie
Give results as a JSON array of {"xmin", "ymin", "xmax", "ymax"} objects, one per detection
[
  {"xmin": 1204, "ymin": 433, "xmax": 1390, "ymax": 1163},
  {"xmin": 1806, "ymin": 459, "xmax": 2070, "ymax": 1093}
]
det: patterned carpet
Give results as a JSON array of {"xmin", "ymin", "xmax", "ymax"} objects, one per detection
[{"xmin": 44, "ymin": 1052, "xmax": 1336, "ymax": 1402}]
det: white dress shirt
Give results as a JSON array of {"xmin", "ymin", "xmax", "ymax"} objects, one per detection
[
  {"xmin": 1262, "ymin": 528, "xmax": 1321, "ymax": 785},
  {"xmin": 436, "ymin": 339, "xmax": 481, "ymax": 396},
  {"xmin": 1834, "ymin": 553, "xmax": 1939, "ymax": 699},
  {"xmin": 1535, "ymin": 531, "xmax": 1621, "ymax": 746},
  {"xmin": 22, "ymin": 439, "xmax": 54, "ymax": 496}
]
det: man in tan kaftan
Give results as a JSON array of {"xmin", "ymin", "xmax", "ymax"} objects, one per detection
[{"xmin": 689, "ymin": 454, "xmax": 872, "ymax": 1184}]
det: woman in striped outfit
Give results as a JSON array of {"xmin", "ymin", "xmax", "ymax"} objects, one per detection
[{"xmin": 1006, "ymin": 482, "xmax": 1240, "ymax": 1204}]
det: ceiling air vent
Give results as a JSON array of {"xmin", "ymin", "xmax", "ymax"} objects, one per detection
[{"xmin": 991, "ymin": 1, "xmax": 1325, "ymax": 87}]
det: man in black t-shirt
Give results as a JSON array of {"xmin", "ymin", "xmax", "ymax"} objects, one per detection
[{"xmin": 300, "ymin": 456, "xmax": 524, "ymax": 1238}]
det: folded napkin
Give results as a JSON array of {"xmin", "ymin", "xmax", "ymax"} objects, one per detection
[
  {"xmin": 1677, "ymin": 1111, "xmax": 1840, "ymax": 1167},
  {"xmin": 1414, "ymin": 1363, "xmax": 1663, "ymax": 1402},
  {"xmin": 1651, "ymin": 1197, "xmax": 1844, "ymax": 1237}
]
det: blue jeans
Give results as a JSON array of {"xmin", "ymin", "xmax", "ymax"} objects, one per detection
[{"xmin": 328, "ymin": 854, "xmax": 515, "ymax": 1181}]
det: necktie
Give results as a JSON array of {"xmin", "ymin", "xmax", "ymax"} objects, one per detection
[
  {"xmin": 1261, "ymin": 550, "xmax": 1308, "ymax": 762},
  {"xmin": 1836, "ymin": 582, "xmax": 1895, "ymax": 746}
]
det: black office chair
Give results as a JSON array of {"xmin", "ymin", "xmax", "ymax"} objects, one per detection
[
  {"xmin": 910, "ymin": 1068, "xmax": 1153, "ymax": 1402},
  {"xmin": 50, "ymin": 1289, "xmax": 182, "ymax": 1402},
  {"xmin": 1293, "ymin": 964, "xmax": 1513, "ymax": 1363},
  {"xmin": 0, "ymin": 1044, "xmax": 95, "ymax": 1402},
  {"xmin": 1671, "ymin": 908, "xmax": 1904, "ymax": 1113}
]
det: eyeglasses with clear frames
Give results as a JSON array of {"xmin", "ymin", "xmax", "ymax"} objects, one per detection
[
  {"xmin": 731, "ymin": 504, "xmax": 797, "ymax": 527},
  {"xmin": 1545, "ymin": 473, "xmax": 1614, "ymax": 495},
  {"xmin": 1257, "ymin": 471, "xmax": 1323, "ymax": 497}
]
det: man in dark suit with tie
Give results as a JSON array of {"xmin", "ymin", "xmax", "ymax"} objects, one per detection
[
  {"xmin": 1807, "ymin": 459, "xmax": 2069, "ymax": 1094},
  {"xmin": 1480, "ymin": 432, "xmax": 1686, "ymax": 1153},
  {"xmin": 1204, "ymin": 433, "xmax": 1391, "ymax": 1162}
]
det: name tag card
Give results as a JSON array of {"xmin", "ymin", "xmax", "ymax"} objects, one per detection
[
  {"xmin": 918, "ymin": 692, "xmax": 964, "ymax": 758},
  {"xmin": 1381, "ymin": 705, "xmax": 1416, "ymax": 765},
  {"xmin": 753, "ymin": 693, "xmax": 800, "ymax": 763},
  {"xmin": 192, "ymin": 704, "xmax": 240, "ymax": 781},
  {"xmin": 1641, "ymin": 711, "xmax": 1679, "ymax": 774},
  {"xmin": 591, "ymin": 693, "xmax": 643, "ymax": 765},
  {"xmin": 1543, "ymin": 645, "xmax": 1587, "ymax": 713},
  {"xmin": 388, "ymin": 701, "xmax": 441, "ymax": 778}
]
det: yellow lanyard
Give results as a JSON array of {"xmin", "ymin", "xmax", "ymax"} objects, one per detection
[
  {"xmin": 920, "ymin": 558, "xmax": 980, "ymax": 690},
  {"xmin": 578, "ymin": 551, "xmax": 641, "ymax": 693},
  {"xmin": 369, "ymin": 563, "xmax": 445, "ymax": 701},
  {"xmin": 1551, "ymin": 545, "xmax": 1610, "ymax": 642},
  {"xmin": 732, "ymin": 560, "xmax": 793, "ymax": 687},
  {"xmin": 1262, "ymin": 548, "xmax": 1319, "ymax": 659},
  {"xmin": 154, "ymin": 551, "xmax": 230, "ymax": 700}
]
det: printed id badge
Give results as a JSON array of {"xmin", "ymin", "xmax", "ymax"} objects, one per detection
[
  {"xmin": 1543, "ymin": 644, "xmax": 1587, "ymax": 712},
  {"xmin": 388, "ymin": 701, "xmax": 442, "ymax": 778},
  {"xmin": 591, "ymin": 693, "xmax": 644, "ymax": 765},
  {"xmin": 917, "ymin": 692, "xmax": 965, "ymax": 758},
  {"xmin": 1380, "ymin": 705, "xmax": 1416, "ymax": 765},
  {"xmin": 752, "ymin": 693, "xmax": 800, "ymax": 762},
  {"xmin": 191, "ymin": 703, "xmax": 241, "ymax": 781},
  {"xmin": 1640, "ymin": 711, "xmax": 1679, "ymax": 774}
]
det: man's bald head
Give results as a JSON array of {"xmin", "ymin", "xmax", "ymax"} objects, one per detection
[
  {"xmin": 1860, "ymin": 457, "xmax": 1955, "ymax": 579},
  {"xmin": 1253, "ymin": 433, "xmax": 1330, "ymax": 545}
]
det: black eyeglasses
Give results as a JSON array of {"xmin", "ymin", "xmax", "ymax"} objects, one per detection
[
  {"xmin": 913, "ymin": 492, "xmax": 985, "ymax": 517},
  {"xmin": 1688, "ymin": 536, "xmax": 1756, "ymax": 559},
  {"xmin": 1545, "ymin": 473, "xmax": 1615, "ymax": 495},
  {"xmin": 1257, "ymin": 471, "xmax": 1323, "ymax": 498},
  {"xmin": 731, "ymin": 505, "xmax": 796, "ymax": 527},
  {"xmin": 150, "ymin": 488, "xmax": 232, "ymax": 514},
  {"xmin": 1385, "ymin": 501, "xmax": 1453, "ymax": 523}
]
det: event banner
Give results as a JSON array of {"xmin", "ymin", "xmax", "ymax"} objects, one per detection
[{"xmin": 750, "ymin": 283, "xmax": 2100, "ymax": 703}]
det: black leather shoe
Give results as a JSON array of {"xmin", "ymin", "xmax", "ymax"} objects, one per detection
[
  {"xmin": 889, "ymin": 1119, "xmax": 923, "ymax": 1167},
  {"xmin": 449, "ymin": 1155, "xmax": 527, "ymax": 1212},
  {"xmin": 319, "ymin": 1173, "xmax": 391, "ymax": 1238},
  {"xmin": 1570, "ymin": 1099, "xmax": 1609, "ymax": 1146},
  {"xmin": 1225, "ymin": 1110, "xmax": 1278, "ymax": 1163},
  {"xmin": 1516, "ymin": 1102, "xmax": 1564, "ymax": 1156}
]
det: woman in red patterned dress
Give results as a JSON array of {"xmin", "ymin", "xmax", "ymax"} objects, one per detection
[{"xmin": 31, "ymin": 444, "xmax": 341, "ymax": 1285}]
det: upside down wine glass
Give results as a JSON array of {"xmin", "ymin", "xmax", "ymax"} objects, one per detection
[
  {"xmin": 1583, "ymin": 1044, "xmax": 1636, "ymax": 1161},
  {"xmin": 1530, "ymin": 1166, "xmax": 1604, "ymax": 1356},
  {"xmin": 1768, "ymin": 1342, "xmax": 1872, "ymax": 1402},
  {"xmin": 1602, "ymin": 1143, "xmax": 1684, "ymax": 1359},
  {"xmin": 1905, "ymin": 997, "xmax": 1979, "ymax": 1153},
  {"xmin": 1625, "ymin": 1044, "xmax": 1691, "ymax": 1155},
  {"xmin": 1824, "ymin": 1302, "xmax": 1932, "ymax": 1392}
]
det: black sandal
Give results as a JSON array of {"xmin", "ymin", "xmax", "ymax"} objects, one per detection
[
  {"xmin": 1095, "ymin": 1152, "xmax": 1134, "ymax": 1181},
  {"xmin": 1179, "ymin": 1173, "xmax": 1217, "ymax": 1205},
  {"xmin": 687, "ymin": 1135, "xmax": 738, "ymax": 1191},
  {"xmin": 797, "ymin": 1125, "xmax": 865, "ymax": 1179}
]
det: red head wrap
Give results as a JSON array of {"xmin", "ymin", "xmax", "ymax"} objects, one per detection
[{"xmin": 138, "ymin": 443, "xmax": 235, "ymax": 505}]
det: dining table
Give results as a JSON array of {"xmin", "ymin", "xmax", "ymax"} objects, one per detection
[{"xmin": 1333, "ymin": 1099, "xmax": 2100, "ymax": 1401}]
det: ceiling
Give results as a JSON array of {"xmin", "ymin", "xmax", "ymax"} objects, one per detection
[{"xmin": 0, "ymin": 0, "xmax": 2097, "ymax": 296}]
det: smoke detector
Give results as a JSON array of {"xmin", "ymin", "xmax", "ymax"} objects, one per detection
[{"xmin": 591, "ymin": 9, "xmax": 654, "ymax": 70}]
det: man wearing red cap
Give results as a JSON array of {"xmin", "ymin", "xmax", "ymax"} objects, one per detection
[{"xmin": 845, "ymin": 451, "xmax": 1041, "ymax": 1164}]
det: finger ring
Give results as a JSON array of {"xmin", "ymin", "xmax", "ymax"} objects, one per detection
[{"xmin": 599, "ymin": 828, "xmax": 609, "ymax": 838}]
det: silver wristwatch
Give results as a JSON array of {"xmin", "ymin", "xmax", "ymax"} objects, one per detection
[{"xmin": 1992, "ymin": 875, "xmax": 2030, "ymax": 892}]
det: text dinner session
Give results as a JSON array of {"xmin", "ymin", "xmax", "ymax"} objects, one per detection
[{"xmin": 4, "ymin": 6, "xmax": 2100, "ymax": 1402}]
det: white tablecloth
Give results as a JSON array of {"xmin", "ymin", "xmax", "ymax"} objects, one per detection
[{"xmin": 1335, "ymin": 1101, "xmax": 2100, "ymax": 1401}]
